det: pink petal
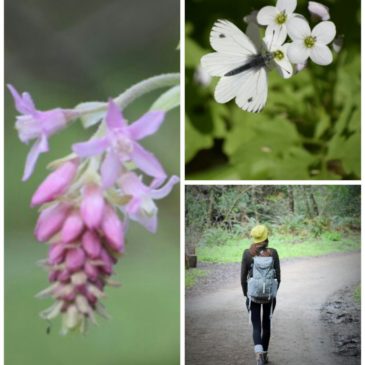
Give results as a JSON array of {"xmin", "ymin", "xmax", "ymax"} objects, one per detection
[
  {"xmin": 7, "ymin": 84, "xmax": 36, "ymax": 115},
  {"xmin": 101, "ymin": 205, "xmax": 125, "ymax": 252},
  {"xmin": 72, "ymin": 137, "xmax": 109, "ymax": 157},
  {"xmin": 35, "ymin": 203, "xmax": 70, "ymax": 242},
  {"xmin": 80, "ymin": 185, "xmax": 105, "ymax": 229},
  {"xmin": 65, "ymin": 248, "xmax": 86, "ymax": 272},
  {"xmin": 150, "ymin": 175, "xmax": 179, "ymax": 200},
  {"xmin": 130, "ymin": 142, "xmax": 166, "ymax": 181},
  {"xmin": 132, "ymin": 211, "xmax": 158, "ymax": 233},
  {"xmin": 81, "ymin": 230, "xmax": 102, "ymax": 259},
  {"xmin": 106, "ymin": 99, "xmax": 127, "ymax": 130},
  {"xmin": 120, "ymin": 172, "xmax": 147, "ymax": 197},
  {"xmin": 61, "ymin": 210, "xmax": 84, "ymax": 243},
  {"xmin": 31, "ymin": 160, "xmax": 78, "ymax": 206},
  {"xmin": 101, "ymin": 151, "xmax": 121, "ymax": 189},
  {"xmin": 22, "ymin": 134, "xmax": 49, "ymax": 181},
  {"xmin": 128, "ymin": 111, "xmax": 165, "ymax": 141}
]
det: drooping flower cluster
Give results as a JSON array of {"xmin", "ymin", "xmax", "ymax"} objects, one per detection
[{"xmin": 8, "ymin": 74, "xmax": 179, "ymax": 334}]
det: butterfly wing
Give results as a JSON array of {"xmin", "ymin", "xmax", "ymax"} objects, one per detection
[
  {"xmin": 214, "ymin": 68, "xmax": 268, "ymax": 112},
  {"xmin": 201, "ymin": 20, "xmax": 258, "ymax": 77},
  {"xmin": 210, "ymin": 19, "xmax": 258, "ymax": 56},
  {"xmin": 235, "ymin": 68, "xmax": 268, "ymax": 113},
  {"xmin": 200, "ymin": 19, "xmax": 268, "ymax": 113}
]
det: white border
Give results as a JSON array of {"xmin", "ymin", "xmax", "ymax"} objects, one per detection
[
  {"xmin": 180, "ymin": 0, "xmax": 185, "ymax": 362},
  {"xmin": 1, "ymin": 0, "xmax": 4, "ymax": 362}
]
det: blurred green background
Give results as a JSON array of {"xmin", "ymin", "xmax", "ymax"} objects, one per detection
[
  {"xmin": 185, "ymin": 0, "xmax": 360, "ymax": 180},
  {"xmin": 5, "ymin": 1, "xmax": 180, "ymax": 364}
]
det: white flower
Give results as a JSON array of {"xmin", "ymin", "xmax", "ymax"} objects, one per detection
[
  {"xmin": 194, "ymin": 65, "xmax": 212, "ymax": 86},
  {"xmin": 308, "ymin": 1, "xmax": 330, "ymax": 21},
  {"xmin": 287, "ymin": 18, "xmax": 336, "ymax": 66},
  {"xmin": 332, "ymin": 35, "xmax": 344, "ymax": 53},
  {"xmin": 257, "ymin": 0, "xmax": 298, "ymax": 38},
  {"xmin": 264, "ymin": 26, "xmax": 293, "ymax": 79}
]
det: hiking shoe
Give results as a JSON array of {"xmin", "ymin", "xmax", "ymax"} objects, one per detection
[
  {"xmin": 263, "ymin": 352, "xmax": 269, "ymax": 363},
  {"xmin": 256, "ymin": 352, "xmax": 265, "ymax": 365}
]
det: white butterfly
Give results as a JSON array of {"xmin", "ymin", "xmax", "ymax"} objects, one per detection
[{"xmin": 201, "ymin": 20, "xmax": 293, "ymax": 113}]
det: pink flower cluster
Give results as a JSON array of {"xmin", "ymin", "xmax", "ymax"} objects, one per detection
[
  {"xmin": 9, "ymin": 85, "xmax": 179, "ymax": 334},
  {"xmin": 33, "ymin": 160, "xmax": 124, "ymax": 333}
]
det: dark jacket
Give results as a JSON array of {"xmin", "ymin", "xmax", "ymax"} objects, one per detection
[{"xmin": 240, "ymin": 246, "xmax": 281, "ymax": 297}]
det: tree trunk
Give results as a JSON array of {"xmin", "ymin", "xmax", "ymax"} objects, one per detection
[
  {"xmin": 288, "ymin": 186, "xmax": 295, "ymax": 213},
  {"xmin": 309, "ymin": 186, "xmax": 319, "ymax": 216}
]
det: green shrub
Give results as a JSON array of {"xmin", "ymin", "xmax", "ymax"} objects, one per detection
[
  {"xmin": 200, "ymin": 227, "xmax": 232, "ymax": 246},
  {"xmin": 321, "ymin": 231, "xmax": 342, "ymax": 241}
]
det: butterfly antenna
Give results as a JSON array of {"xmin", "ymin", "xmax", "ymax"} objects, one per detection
[{"xmin": 269, "ymin": 29, "xmax": 275, "ymax": 51}]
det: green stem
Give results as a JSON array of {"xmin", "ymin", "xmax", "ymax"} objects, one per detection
[{"xmin": 114, "ymin": 73, "xmax": 180, "ymax": 109}]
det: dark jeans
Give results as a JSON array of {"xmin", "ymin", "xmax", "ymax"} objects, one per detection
[{"xmin": 249, "ymin": 299, "xmax": 276, "ymax": 352}]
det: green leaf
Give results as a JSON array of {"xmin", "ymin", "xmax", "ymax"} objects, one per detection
[
  {"xmin": 185, "ymin": 37, "xmax": 206, "ymax": 68},
  {"xmin": 185, "ymin": 114, "xmax": 213, "ymax": 163},
  {"xmin": 150, "ymin": 85, "xmax": 180, "ymax": 112}
]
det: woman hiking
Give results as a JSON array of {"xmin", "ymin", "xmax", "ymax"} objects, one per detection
[{"xmin": 241, "ymin": 225, "xmax": 281, "ymax": 365}]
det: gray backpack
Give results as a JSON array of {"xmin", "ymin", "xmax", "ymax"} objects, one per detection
[{"xmin": 247, "ymin": 255, "xmax": 278, "ymax": 303}]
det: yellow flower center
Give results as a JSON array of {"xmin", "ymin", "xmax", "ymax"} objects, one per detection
[
  {"xmin": 275, "ymin": 12, "xmax": 287, "ymax": 25},
  {"xmin": 304, "ymin": 36, "xmax": 316, "ymax": 48},
  {"xmin": 274, "ymin": 50, "xmax": 284, "ymax": 60}
]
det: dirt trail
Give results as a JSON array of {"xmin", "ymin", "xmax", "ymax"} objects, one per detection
[{"xmin": 185, "ymin": 252, "xmax": 360, "ymax": 365}]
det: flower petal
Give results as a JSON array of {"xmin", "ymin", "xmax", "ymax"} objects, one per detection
[
  {"xmin": 150, "ymin": 176, "xmax": 180, "ymax": 200},
  {"xmin": 128, "ymin": 111, "xmax": 165, "ymax": 141},
  {"xmin": 312, "ymin": 21, "xmax": 336, "ymax": 45},
  {"xmin": 308, "ymin": 1, "xmax": 330, "ymax": 21},
  {"xmin": 105, "ymin": 99, "xmax": 127, "ymax": 130},
  {"xmin": 120, "ymin": 172, "xmax": 147, "ymax": 197},
  {"xmin": 287, "ymin": 17, "xmax": 311, "ymax": 41},
  {"xmin": 7, "ymin": 84, "xmax": 36, "ymax": 115},
  {"xmin": 130, "ymin": 142, "xmax": 166, "ymax": 180},
  {"xmin": 265, "ymin": 24, "xmax": 287, "ymax": 49},
  {"xmin": 72, "ymin": 137, "xmax": 109, "ymax": 157},
  {"xmin": 277, "ymin": 0, "xmax": 297, "ymax": 14},
  {"xmin": 257, "ymin": 6, "xmax": 277, "ymax": 26},
  {"xmin": 130, "ymin": 210, "xmax": 157, "ymax": 233},
  {"xmin": 287, "ymin": 42, "xmax": 310, "ymax": 64},
  {"xmin": 275, "ymin": 57, "xmax": 293, "ymax": 79},
  {"xmin": 310, "ymin": 44, "xmax": 333, "ymax": 65},
  {"xmin": 101, "ymin": 151, "xmax": 121, "ymax": 188},
  {"xmin": 22, "ymin": 135, "xmax": 48, "ymax": 181}
]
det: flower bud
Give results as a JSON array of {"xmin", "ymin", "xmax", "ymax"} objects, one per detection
[
  {"xmin": 61, "ymin": 210, "xmax": 84, "ymax": 243},
  {"xmin": 48, "ymin": 242, "xmax": 66, "ymax": 265},
  {"xmin": 101, "ymin": 205, "xmax": 125, "ymax": 252},
  {"xmin": 82, "ymin": 231, "xmax": 102, "ymax": 258},
  {"xmin": 35, "ymin": 203, "xmax": 70, "ymax": 242},
  {"xmin": 31, "ymin": 160, "xmax": 78, "ymax": 206},
  {"xmin": 80, "ymin": 185, "xmax": 105, "ymax": 229},
  {"xmin": 99, "ymin": 249, "xmax": 113, "ymax": 275},
  {"xmin": 65, "ymin": 247, "xmax": 86, "ymax": 272}
]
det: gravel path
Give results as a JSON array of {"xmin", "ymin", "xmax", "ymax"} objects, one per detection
[{"xmin": 185, "ymin": 252, "xmax": 360, "ymax": 365}]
